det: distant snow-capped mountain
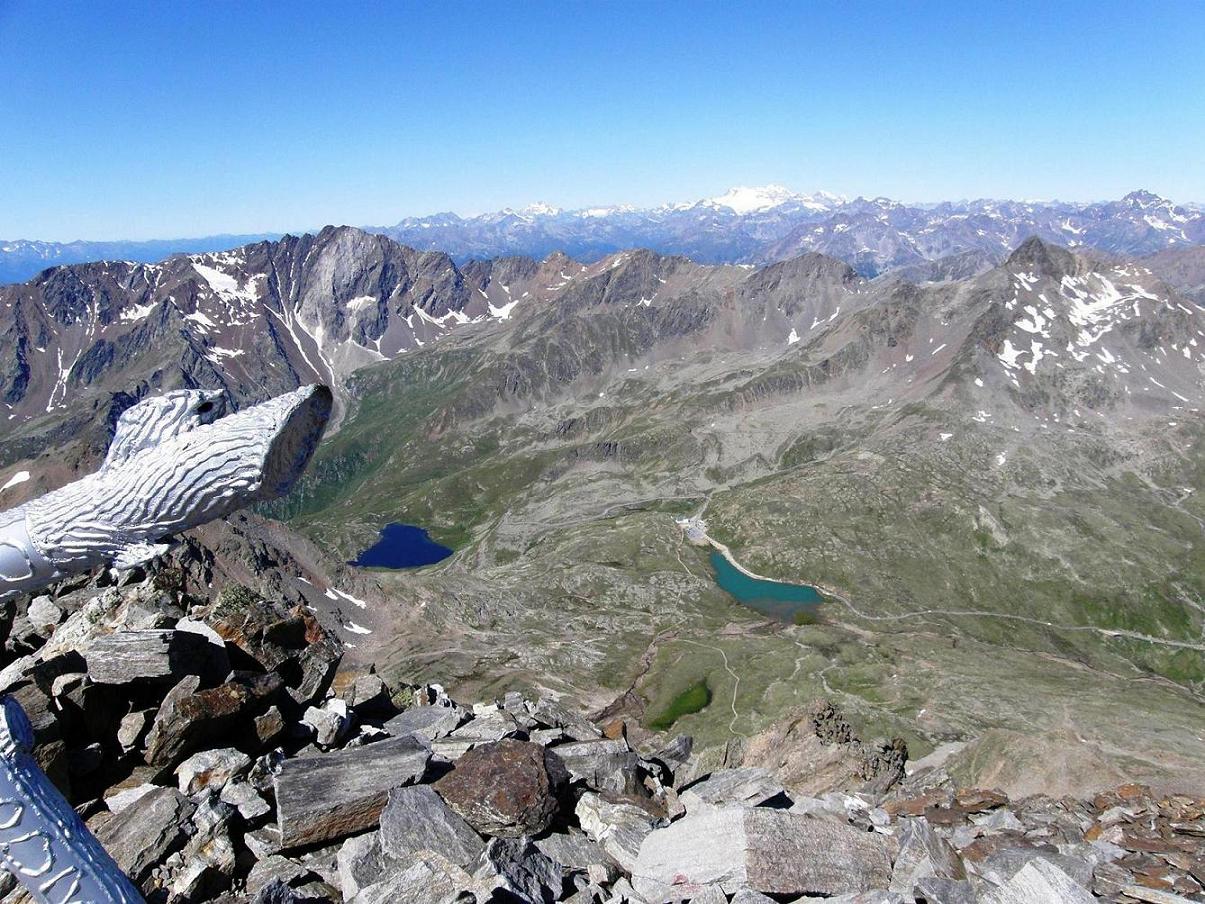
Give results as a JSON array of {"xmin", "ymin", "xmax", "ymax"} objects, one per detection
[
  {"xmin": 374, "ymin": 187, "xmax": 1205, "ymax": 277},
  {"xmin": 2, "ymin": 188, "xmax": 1202, "ymax": 288}
]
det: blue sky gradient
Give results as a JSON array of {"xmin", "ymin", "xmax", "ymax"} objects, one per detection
[{"xmin": 2, "ymin": 0, "xmax": 1203, "ymax": 240}]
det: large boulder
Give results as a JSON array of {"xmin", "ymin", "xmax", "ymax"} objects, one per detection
[
  {"xmin": 631, "ymin": 807, "xmax": 892, "ymax": 899},
  {"xmin": 274, "ymin": 734, "xmax": 431, "ymax": 848},
  {"xmin": 434, "ymin": 738, "xmax": 564, "ymax": 838}
]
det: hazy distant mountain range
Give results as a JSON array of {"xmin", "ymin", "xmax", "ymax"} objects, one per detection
[{"xmin": 3, "ymin": 186, "xmax": 1203, "ymax": 285}]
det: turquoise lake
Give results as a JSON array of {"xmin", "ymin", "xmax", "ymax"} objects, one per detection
[
  {"xmin": 709, "ymin": 550, "xmax": 823, "ymax": 621},
  {"xmin": 350, "ymin": 523, "xmax": 453, "ymax": 569}
]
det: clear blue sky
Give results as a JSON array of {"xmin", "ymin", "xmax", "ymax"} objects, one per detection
[{"xmin": 2, "ymin": 0, "xmax": 1203, "ymax": 241}]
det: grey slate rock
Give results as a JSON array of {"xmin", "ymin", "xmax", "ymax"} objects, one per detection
[
  {"xmin": 84, "ymin": 629, "xmax": 220, "ymax": 684},
  {"xmin": 552, "ymin": 738, "xmax": 644, "ymax": 795},
  {"xmin": 912, "ymin": 876, "xmax": 979, "ymax": 904},
  {"xmin": 532, "ymin": 696, "xmax": 603, "ymax": 740},
  {"xmin": 250, "ymin": 879, "xmax": 325, "ymax": 904},
  {"xmin": 978, "ymin": 857, "xmax": 1095, "ymax": 904},
  {"xmin": 220, "ymin": 779, "xmax": 271, "ymax": 820},
  {"xmin": 379, "ymin": 785, "xmax": 484, "ymax": 869},
  {"xmin": 246, "ymin": 855, "xmax": 312, "ymax": 897},
  {"xmin": 575, "ymin": 791, "xmax": 664, "ymax": 873},
  {"xmin": 382, "ymin": 703, "xmax": 466, "ymax": 741},
  {"xmin": 888, "ymin": 816, "xmax": 966, "ymax": 891},
  {"xmin": 632, "ymin": 808, "xmax": 891, "ymax": 899},
  {"xmin": 679, "ymin": 767, "xmax": 788, "ymax": 810},
  {"xmin": 275, "ymin": 733, "xmax": 432, "ymax": 848},
  {"xmin": 730, "ymin": 891, "xmax": 778, "ymax": 904},
  {"xmin": 474, "ymin": 837, "xmax": 561, "ymax": 903},
  {"xmin": 687, "ymin": 886, "xmax": 728, "ymax": 904},
  {"xmin": 91, "ymin": 785, "xmax": 196, "ymax": 886},
  {"xmin": 337, "ymin": 833, "xmax": 395, "ymax": 901},
  {"xmin": 350, "ymin": 850, "xmax": 488, "ymax": 904},
  {"xmin": 535, "ymin": 830, "xmax": 618, "ymax": 876}
]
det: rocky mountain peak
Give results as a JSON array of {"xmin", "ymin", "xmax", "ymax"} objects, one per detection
[
  {"xmin": 1121, "ymin": 189, "xmax": 1168, "ymax": 209},
  {"xmin": 1004, "ymin": 235, "xmax": 1078, "ymax": 278}
]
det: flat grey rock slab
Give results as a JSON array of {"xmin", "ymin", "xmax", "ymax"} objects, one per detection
[
  {"xmin": 85, "ymin": 629, "xmax": 218, "ymax": 684},
  {"xmin": 576, "ymin": 791, "xmax": 664, "ymax": 874},
  {"xmin": 92, "ymin": 785, "xmax": 196, "ymax": 886},
  {"xmin": 383, "ymin": 703, "xmax": 466, "ymax": 741},
  {"xmin": 275, "ymin": 734, "xmax": 431, "ymax": 849},
  {"xmin": 379, "ymin": 785, "xmax": 483, "ymax": 869},
  {"xmin": 535, "ymin": 830, "xmax": 617, "ymax": 874},
  {"xmin": 632, "ymin": 808, "xmax": 891, "ymax": 900},
  {"xmin": 679, "ymin": 766, "xmax": 787, "ymax": 810},
  {"xmin": 349, "ymin": 851, "xmax": 493, "ymax": 904},
  {"xmin": 978, "ymin": 857, "xmax": 1096, "ymax": 904}
]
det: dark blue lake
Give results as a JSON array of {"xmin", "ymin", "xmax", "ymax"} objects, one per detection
[
  {"xmin": 710, "ymin": 550, "xmax": 822, "ymax": 622},
  {"xmin": 350, "ymin": 523, "xmax": 453, "ymax": 569}
]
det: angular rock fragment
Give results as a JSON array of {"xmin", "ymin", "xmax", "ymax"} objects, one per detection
[
  {"xmin": 168, "ymin": 793, "xmax": 238, "ymax": 900},
  {"xmin": 576, "ymin": 791, "xmax": 665, "ymax": 873},
  {"xmin": 91, "ymin": 786, "xmax": 196, "ymax": 887},
  {"xmin": 337, "ymin": 833, "xmax": 394, "ymax": 900},
  {"xmin": 979, "ymin": 857, "xmax": 1096, "ymax": 904},
  {"xmin": 434, "ymin": 738, "xmax": 563, "ymax": 838},
  {"xmin": 302, "ymin": 700, "xmax": 349, "ymax": 747},
  {"xmin": 379, "ymin": 785, "xmax": 484, "ymax": 869},
  {"xmin": 176, "ymin": 746, "xmax": 252, "ymax": 795},
  {"xmin": 275, "ymin": 734, "xmax": 431, "ymax": 848},
  {"xmin": 552, "ymin": 737, "xmax": 645, "ymax": 795},
  {"xmin": 888, "ymin": 816, "xmax": 966, "ymax": 891},
  {"xmin": 383, "ymin": 703, "xmax": 466, "ymax": 741},
  {"xmin": 913, "ymin": 876, "xmax": 979, "ymax": 904},
  {"xmin": 631, "ymin": 807, "xmax": 891, "ymax": 899},
  {"xmin": 145, "ymin": 671, "xmax": 281, "ymax": 766},
  {"xmin": 679, "ymin": 766, "xmax": 788, "ymax": 810},
  {"xmin": 532, "ymin": 696, "xmax": 603, "ymax": 741},
  {"xmin": 351, "ymin": 850, "xmax": 491, "ymax": 904},
  {"xmin": 535, "ymin": 830, "xmax": 619, "ymax": 880},
  {"xmin": 85, "ymin": 629, "xmax": 222, "ymax": 684},
  {"xmin": 473, "ymin": 837, "xmax": 561, "ymax": 903}
]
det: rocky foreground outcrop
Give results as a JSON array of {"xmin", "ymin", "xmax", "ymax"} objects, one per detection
[{"xmin": 0, "ymin": 565, "xmax": 1202, "ymax": 904}]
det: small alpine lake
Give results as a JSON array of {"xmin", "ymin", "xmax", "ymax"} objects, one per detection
[
  {"xmin": 350, "ymin": 523, "xmax": 453, "ymax": 569},
  {"xmin": 709, "ymin": 549, "xmax": 823, "ymax": 622}
]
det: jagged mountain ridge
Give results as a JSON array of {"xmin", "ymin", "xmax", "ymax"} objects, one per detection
[
  {"xmin": 4, "ymin": 187, "xmax": 1202, "ymax": 288},
  {"xmin": 0, "ymin": 233, "xmax": 282, "ymax": 286},
  {"xmin": 0, "ymin": 228, "xmax": 594, "ymax": 443},
  {"xmin": 1, "ymin": 227, "xmax": 1200, "ymax": 476},
  {"xmin": 377, "ymin": 187, "xmax": 1205, "ymax": 277}
]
